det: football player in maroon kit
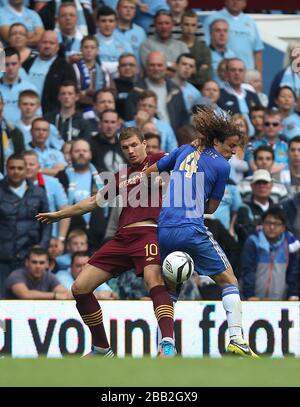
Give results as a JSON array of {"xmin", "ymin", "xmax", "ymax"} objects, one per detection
[{"xmin": 36, "ymin": 127, "xmax": 175, "ymax": 357}]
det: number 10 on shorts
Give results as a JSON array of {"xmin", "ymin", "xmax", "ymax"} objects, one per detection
[{"xmin": 144, "ymin": 243, "xmax": 158, "ymax": 257}]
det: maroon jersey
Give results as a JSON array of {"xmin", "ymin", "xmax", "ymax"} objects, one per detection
[{"xmin": 109, "ymin": 153, "xmax": 165, "ymax": 229}]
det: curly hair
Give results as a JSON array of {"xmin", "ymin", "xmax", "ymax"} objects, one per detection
[{"xmin": 192, "ymin": 106, "xmax": 245, "ymax": 148}]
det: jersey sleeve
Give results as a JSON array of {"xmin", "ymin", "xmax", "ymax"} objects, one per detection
[
  {"xmin": 56, "ymin": 150, "xmax": 67, "ymax": 166},
  {"xmin": 164, "ymin": 124, "xmax": 178, "ymax": 152},
  {"xmin": 5, "ymin": 271, "xmax": 27, "ymax": 289},
  {"xmin": 30, "ymin": 10, "xmax": 44, "ymax": 29},
  {"xmin": 210, "ymin": 161, "xmax": 230, "ymax": 201},
  {"xmin": 53, "ymin": 178, "xmax": 68, "ymax": 208},
  {"xmin": 0, "ymin": 9, "xmax": 6, "ymax": 26},
  {"xmin": 156, "ymin": 146, "xmax": 183, "ymax": 172},
  {"xmin": 253, "ymin": 21, "xmax": 264, "ymax": 52},
  {"xmin": 230, "ymin": 185, "xmax": 243, "ymax": 212}
]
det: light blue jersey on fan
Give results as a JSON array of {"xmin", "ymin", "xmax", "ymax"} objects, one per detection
[
  {"xmin": 156, "ymin": 144, "xmax": 231, "ymax": 276},
  {"xmin": 204, "ymin": 8, "xmax": 263, "ymax": 70}
]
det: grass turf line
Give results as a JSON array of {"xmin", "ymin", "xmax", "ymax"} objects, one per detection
[{"xmin": 1, "ymin": 357, "xmax": 300, "ymax": 387}]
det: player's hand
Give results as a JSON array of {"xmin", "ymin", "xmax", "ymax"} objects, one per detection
[{"xmin": 36, "ymin": 211, "xmax": 61, "ymax": 224}]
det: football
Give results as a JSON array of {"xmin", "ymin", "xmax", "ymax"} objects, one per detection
[{"xmin": 162, "ymin": 251, "xmax": 194, "ymax": 284}]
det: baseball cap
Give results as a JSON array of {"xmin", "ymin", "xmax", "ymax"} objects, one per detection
[{"xmin": 251, "ymin": 169, "xmax": 272, "ymax": 184}]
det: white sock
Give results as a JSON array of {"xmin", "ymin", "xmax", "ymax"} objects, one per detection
[
  {"xmin": 161, "ymin": 337, "xmax": 175, "ymax": 345},
  {"xmin": 222, "ymin": 284, "xmax": 243, "ymax": 343}
]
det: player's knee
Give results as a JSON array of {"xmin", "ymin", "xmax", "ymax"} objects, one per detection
[
  {"xmin": 145, "ymin": 272, "xmax": 165, "ymax": 290},
  {"xmin": 228, "ymin": 273, "xmax": 238, "ymax": 287},
  {"xmin": 150, "ymin": 278, "xmax": 165, "ymax": 290},
  {"xmin": 214, "ymin": 266, "xmax": 238, "ymax": 287},
  {"xmin": 71, "ymin": 280, "xmax": 90, "ymax": 296},
  {"xmin": 227, "ymin": 267, "xmax": 238, "ymax": 286},
  {"xmin": 222, "ymin": 269, "xmax": 239, "ymax": 286},
  {"xmin": 144, "ymin": 265, "xmax": 165, "ymax": 289},
  {"xmin": 71, "ymin": 281, "xmax": 80, "ymax": 296}
]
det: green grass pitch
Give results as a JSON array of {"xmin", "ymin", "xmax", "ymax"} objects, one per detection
[{"xmin": 1, "ymin": 357, "xmax": 300, "ymax": 387}]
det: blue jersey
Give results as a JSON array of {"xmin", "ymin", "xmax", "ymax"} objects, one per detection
[
  {"xmin": 180, "ymin": 82, "xmax": 204, "ymax": 114},
  {"xmin": 34, "ymin": 174, "xmax": 67, "ymax": 237},
  {"xmin": 210, "ymin": 47, "xmax": 236, "ymax": 81},
  {"xmin": 156, "ymin": 144, "xmax": 230, "ymax": 228},
  {"xmin": 280, "ymin": 67, "xmax": 300, "ymax": 99},
  {"xmin": 30, "ymin": 144, "xmax": 66, "ymax": 169},
  {"xmin": 282, "ymin": 113, "xmax": 300, "ymax": 140},
  {"xmin": 27, "ymin": 56, "xmax": 56, "ymax": 97},
  {"xmin": 0, "ymin": 5, "xmax": 43, "ymax": 33},
  {"xmin": 246, "ymin": 137, "xmax": 288, "ymax": 165},
  {"xmin": 95, "ymin": 32, "xmax": 133, "ymax": 78},
  {"xmin": 212, "ymin": 183, "xmax": 242, "ymax": 230},
  {"xmin": 0, "ymin": 78, "xmax": 38, "ymax": 122},
  {"xmin": 114, "ymin": 24, "xmax": 146, "ymax": 65},
  {"xmin": 204, "ymin": 8, "xmax": 263, "ymax": 70},
  {"xmin": 55, "ymin": 29, "xmax": 82, "ymax": 57}
]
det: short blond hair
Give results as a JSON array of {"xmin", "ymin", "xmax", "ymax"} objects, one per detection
[
  {"xmin": 67, "ymin": 229, "xmax": 88, "ymax": 243},
  {"xmin": 117, "ymin": 0, "xmax": 136, "ymax": 7}
]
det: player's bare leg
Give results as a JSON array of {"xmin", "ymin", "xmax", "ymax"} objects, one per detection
[
  {"xmin": 143, "ymin": 265, "xmax": 176, "ymax": 357},
  {"xmin": 72, "ymin": 264, "xmax": 114, "ymax": 357},
  {"xmin": 212, "ymin": 267, "xmax": 259, "ymax": 358}
]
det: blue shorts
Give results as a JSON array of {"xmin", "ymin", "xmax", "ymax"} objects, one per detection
[{"xmin": 158, "ymin": 225, "xmax": 230, "ymax": 277}]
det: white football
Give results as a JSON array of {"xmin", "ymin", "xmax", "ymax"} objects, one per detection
[{"xmin": 162, "ymin": 251, "xmax": 194, "ymax": 284}]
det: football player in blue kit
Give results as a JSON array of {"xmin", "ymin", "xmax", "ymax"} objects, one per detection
[{"xmin": 144, "ymin": 107, "xmax": 258, "ymax": 358}]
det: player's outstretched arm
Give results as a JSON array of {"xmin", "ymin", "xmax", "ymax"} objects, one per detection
[{"xmin": 36, "ymin": 194, "xmax": 99, "ymax": 224}]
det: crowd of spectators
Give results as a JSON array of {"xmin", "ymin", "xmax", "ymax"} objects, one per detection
[{"xmin": 0, "ymin": 0, "xmax": 300, "ymax": 302}]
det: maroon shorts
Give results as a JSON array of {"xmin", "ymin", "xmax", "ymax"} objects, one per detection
[{"xmin": 88, "ymin": 226, "xmax": 161, "ymax": 276}]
